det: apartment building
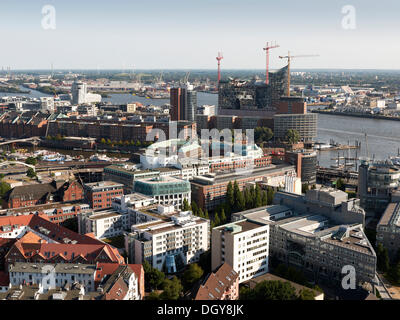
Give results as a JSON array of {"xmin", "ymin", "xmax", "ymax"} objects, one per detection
[
  {"xmin": 211, "ymin": 220, "xmax": 269, "ymax": 284},
  {"xmin": 125, "ymin": 210, "xmax": 210, "ymax": 273}
]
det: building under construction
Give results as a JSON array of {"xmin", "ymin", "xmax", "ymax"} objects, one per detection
[{"xmin": 218, "ymin": 65, "xmax": 288, "ymax": 117}]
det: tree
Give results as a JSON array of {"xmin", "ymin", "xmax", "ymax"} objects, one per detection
[
  {"xmin": 298, "ymin": 289, "xmax": 316, "ymax": 300},
  {"xmin": 302, "ymin": 183, "xmax": 309, "ymax": 194},
  {"xmin": 191, "ymin": 201, "xmax": 198, "ymax": 216},
  {"xmin": 146, "ymin": 291, "xmax": 160, "ymax": 300},
  {"xmin": 261, "ymin": 191, "xmax": 268, "ymax": 206},
  {"xmin": 148, "ymin": 268, "xmax": 165, "ymax": 290},
  {"xmin": 267, "ymin": 187, "xmax": 275, "ymax": 205},
  {"xmin": 244, "ymin": 187, "xmax": 253, "ymax": 210},
  {"xmin": 254, "ymin": 127, "xmax": 273, "ymax": 145},
  {"xmin": 220, "ymin": 208, "xmax": 227, "ymax": 224},
  {"xmin": 198, "ymin": 208, "xmax": 204, "ymax": 218},
  {"xmin": 182, "ymin": 264, "xmax": 204, "ymax": 290},
  {"xmin": 143, "ymin": 260, "xmax": 165, "ymax": 290},
  {"xmin": 182, "ymin": 198, "xmax": 190, "ymax": 211},
  {"xmin": 204, "ymin": 209, "xmax": 209, "ymax": 219},
  {"xmin": 389, "ymin": 262, "xmax": 400, "ymax": 284},
  {"xmin": 226, "ymin": 181, "xmax": 234, "ymax": 213},
  {"xmin": 254, "ymin": 184, "xmax": 262, "ymax": 208},
  {"xmin": 214, "ymin": 212, "xmax": 221, "ymax": 226},
  {"xmin": 0, "ymin": 181, "xmax": 10, "ymax": 206},
  {"xmin": 336, "ymin": 178, "xmax": 346, "ymax": 191},
  {"xmin": 25, "ymin": 157, "xmax": 37, "ymax": 166},
  {"xmin": 26, "ymin": 168, "xmax": 36, "ymax": 178},
  {"xmin": 376, "ymin": 243, "xmax": 390, "ymax": 272},
  {"xmin": 240, "ymin": 280, "xmax": 297, "ymax": 300},
  {"xmin": 159, "ymin": 276, "xmax": 183, "ymax": 300},
  {"xmin": 285, "ymin": 129, "xmax": 300, "ymax": 144},
  {"xmin": 100, "ymin": 138, "xmax": 106, "ymax": 144}
]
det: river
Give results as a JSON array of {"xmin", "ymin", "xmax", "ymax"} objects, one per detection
[{"xmin": 1, "ymin": 89, "xmax": 399, "ymax": 168}]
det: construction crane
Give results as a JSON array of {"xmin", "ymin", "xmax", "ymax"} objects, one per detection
[
  {"xmin": 279, "ymin": 52, "xmax": 319, "ymax": 96},
  {"xmin": 216, "ymin": 52, "xmax": 223, "ymax": 85},
  {"xmin": 263, "ymin": 42, "xmax": 280, "ymax": 85}
]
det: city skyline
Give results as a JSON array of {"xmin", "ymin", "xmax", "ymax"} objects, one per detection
[{"xmin": 1, "ymin": 0, "xmax": 400, "ymax": 70}]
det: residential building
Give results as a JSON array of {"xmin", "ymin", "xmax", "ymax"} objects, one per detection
[
  {"xmin": 125, "ymin": 210, "xmax": 210, "ymax": 273},
  {"xmin": 211, "ymin": 220, "xmax": 269, "ymax": 283}
]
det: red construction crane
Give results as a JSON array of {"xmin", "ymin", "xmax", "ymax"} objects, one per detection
[
  {"xmin": 263, "ymin": 41, "xmax": 280, "ymax": 85},
  {"xmin": 279, "ymin": 51, "xmax": 319, "ymax": 96},
  {"xmin": 216, "ymin": 52, "xmax": 224, "ymax": 84}
]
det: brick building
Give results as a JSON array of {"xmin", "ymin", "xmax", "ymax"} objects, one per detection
[
  {"xmin": 83, "ymin": 181, "xmax": 124, "ymax": 209},
  {"xmin": 2, "ymin": 180, "xmax": 84, "ymax": 209},
  {"xmin": 191, "ymin": 164, "xmax": 297, "ymax": 211}
]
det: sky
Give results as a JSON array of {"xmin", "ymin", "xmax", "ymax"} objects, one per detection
[{"xmin": 1, "ymin": 0, "xmax": 400, "ymax": 70}]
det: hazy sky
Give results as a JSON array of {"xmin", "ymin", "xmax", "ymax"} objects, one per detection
[{"xmin": 1, "ymin": 0, "xmax": 400, "ymax": 70}]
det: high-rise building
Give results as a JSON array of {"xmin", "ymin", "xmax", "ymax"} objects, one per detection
[
  {"xmin": 170, "ymin": 83, "xmax": 197, "ymax": 121},
  {"xmin": 71, "ymin": 81, "xmax": 101, "ymax": 105}
]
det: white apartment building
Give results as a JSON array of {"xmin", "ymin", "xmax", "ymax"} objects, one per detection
[
  {"xmin": 212, "ymin": 220, "xmax": 269, "ymax": 284},
  {"xmin": 78, "ymin": 209, "xmax": 132, "ymax": 239},
  {"xmin": 125, "ymin": 211, "xmax": 210, "ymax": 273}
]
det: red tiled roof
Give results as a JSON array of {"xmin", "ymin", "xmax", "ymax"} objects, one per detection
[{"xmin": 195, "ymin": 263, "xmax": 238, "ymax": 300}]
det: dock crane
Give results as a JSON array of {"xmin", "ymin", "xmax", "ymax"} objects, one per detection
[{"xmin": 279, "ymin": 52, "xmax": 319, "ymax": 96}]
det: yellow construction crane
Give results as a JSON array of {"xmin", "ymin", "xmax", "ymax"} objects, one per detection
[{"xmin": 279, "ymin": 52, "xmax": 319, "ymax": 96}]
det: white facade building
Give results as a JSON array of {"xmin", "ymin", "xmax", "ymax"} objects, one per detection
[
  {"xmin": 212, "ymin": 220, "xmax": 269, "ymax": 284},
  {"xmin": 126, "ymin": 211, "xmax": 210, "ymax": 272}
]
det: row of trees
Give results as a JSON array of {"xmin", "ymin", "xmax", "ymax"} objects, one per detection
[
  {"xmin": 254, "ymin": 127, "xmax": 301, "ymax": 145},
  {"xmin": 183, "ymin": 181, "xmax": 275, "ymax": 229},
  {"xmin": 376, "ymin": 243, "xmax": 400, "ymax": 284},
  {"xmin": 240, "ymin": 280, "xmax": 317, "ymax": 300},
  {"xmin": 99, "ymin": 138, "xmax": 153, "ymax": 148}
]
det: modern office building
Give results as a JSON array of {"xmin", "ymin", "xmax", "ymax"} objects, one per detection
[
  {"xmin": 285, "ymin": 150, "xmax": 318, "ymax": 185},
  {"xmin": 376, "ymin": 202, "xmax": 400, "ymax": 261},
  {"xmin": 71, "ymin": 81, "xmax": 101, "ymax": 105},
  {"xmin": 358, "ymin": 160, "xmax": 400, "ymax": 213},
  {"xmin": 273, "ymin": 113, "xmax": 318, "ymax": 142},
  {"xmin": 212, "ymin": 220, "xmax": 269, "ymax": 284},
  {"xmin": 134, "ymin": 177, "xmax": 191, "ymax": 209},
  {"xmin": 232, "ymin": 189, "xmax": 377, "ymax": 288},
  {"xmin": 170, "ymin": 83, "xmax": 198, "ymax": 122}
]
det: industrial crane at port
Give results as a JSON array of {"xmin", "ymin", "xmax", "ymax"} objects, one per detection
[
  {"xmin": 279, "ymin": 52, "xmax": 319, "ymax": 96},
  {"xmin": 263, "ymin": 42, "xmax": 279, "ymax": 85}
]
